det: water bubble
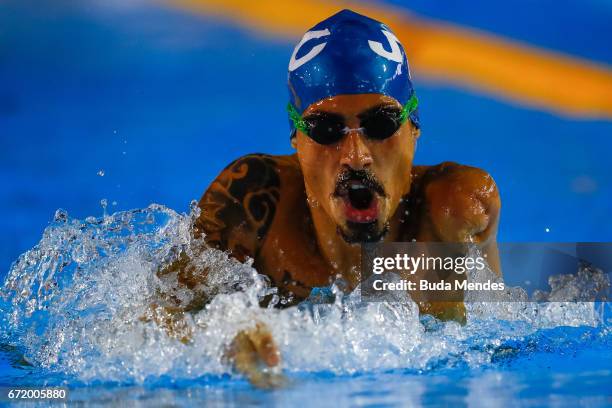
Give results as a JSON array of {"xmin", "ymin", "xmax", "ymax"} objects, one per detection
[
  {"xmin": 145, "ymin": 212, "xmax": 155, "ymax": 224},
  {"xmin": 100, "ymin": 199, "xmax": 108, "ymax": 218},
  {"xmin": 53, "ymin": 209, "xmax": 68, "ymax": 223},
  {"xmin": 189, "ymin": 200, "xmax": 199, "ymax": 212},
  {"xmin": 268, "ymin": 294, "xmax": 280, "ymax": 308}
]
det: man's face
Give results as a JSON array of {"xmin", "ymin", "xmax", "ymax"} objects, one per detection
[{"xmin": 294, "ymin": 94, "xmax": 419, "ymax": 244}]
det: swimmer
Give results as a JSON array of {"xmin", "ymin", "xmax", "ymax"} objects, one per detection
[{"xmin": 157, "ymin": 9, "xmax": 501, "ymax": 386}]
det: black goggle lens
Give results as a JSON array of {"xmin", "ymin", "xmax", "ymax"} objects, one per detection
[
  {"xmin": 303, "ymin": 107, "xmax": 403, "ymax": 145},
  {"xmin": 360, "ymin": 107, "xmax": 403, "ymax": 141},
  {"xmin": 304, "ymin": 113, "xmax": 346, "ymax": 145}
]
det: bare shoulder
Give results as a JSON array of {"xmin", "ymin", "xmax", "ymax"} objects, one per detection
[
  {"xmin": 412, "ymin": 162, "xmax": 499, "ymax": 203},
  {"xmin": 194, "ymin": 153, "xmax": 300, "ymax": 261},
  {"xmin": 409, "ymin": 162, "xmax": 500, "ymax": 243}
]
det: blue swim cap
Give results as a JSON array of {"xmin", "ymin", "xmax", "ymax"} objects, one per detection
[{"xmin": 288, "ymin": 9, "xmax": 420, "ymax": 137}]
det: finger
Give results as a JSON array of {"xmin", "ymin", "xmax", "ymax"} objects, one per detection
[{"xmin": 248, "ymin": 324, "xmax": 281, "ymax": 367}]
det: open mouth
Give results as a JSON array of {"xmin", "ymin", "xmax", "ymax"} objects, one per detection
[
  {"xmin": 344, "ymin": 181, "xmax": 378, "ymax": 222},
  {"xmin": 334, "ymin": 170, "xmax": 385, "ymax": 224}
]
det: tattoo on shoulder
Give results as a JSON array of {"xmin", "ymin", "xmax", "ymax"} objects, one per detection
[{"xmin": 197, "ymin": 154, "xmax": 281, "ymax": 259}]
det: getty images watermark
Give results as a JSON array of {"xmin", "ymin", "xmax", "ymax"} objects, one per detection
[{"xmin": 360, "ymin": 242, "xmax": 611, "ymax": 303}]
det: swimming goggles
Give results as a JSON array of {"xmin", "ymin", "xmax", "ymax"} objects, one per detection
[{"xmin": 288, "ymin": 93, "xmax": 418, "ymax": 145}]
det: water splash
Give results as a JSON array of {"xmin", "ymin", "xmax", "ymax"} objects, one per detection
[{"xmin": 0, "ymin": 205, "xmax": 608, "ymax": 385}]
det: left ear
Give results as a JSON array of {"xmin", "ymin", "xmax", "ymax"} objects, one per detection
[{"xmin": 290, "ymin": 137, "xmax": 297, "ymax": 149}]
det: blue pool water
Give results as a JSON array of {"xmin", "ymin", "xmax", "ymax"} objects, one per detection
[
  {"xmin": 2, "ymin": 352, "xmax": 612, "ymax": 406},
  {"xmin": 1, "ymin": 0, "xmax": 611, "ymax": 406}
]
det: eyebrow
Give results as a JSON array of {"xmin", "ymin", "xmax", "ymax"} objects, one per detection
[
  {"xmin": 304, "ymin": 104, "xmax": 401, "ymax": 121},
  {"xmin": 302, "ymin": 111, "xmax": 345, "ymax": 122},
  {"xmin": 357, "ymin": 103, "xmax": 401, "ymax": 120}
]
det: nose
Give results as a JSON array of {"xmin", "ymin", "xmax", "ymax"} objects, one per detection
[{"xmin": 339, "ymin": 131, "xmax": 373, "ymax": 169}]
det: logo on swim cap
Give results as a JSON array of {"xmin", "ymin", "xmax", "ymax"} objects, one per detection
[{"xmin": 288, "ymin": 9, "xmax": 419, "ymax": 136}]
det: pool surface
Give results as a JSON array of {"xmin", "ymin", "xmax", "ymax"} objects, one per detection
[{"xmin": 0, "ymin": 205, "xmax": 610, "ymax": 406}]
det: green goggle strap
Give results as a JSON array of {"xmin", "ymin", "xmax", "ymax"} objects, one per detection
[
  {"xmin": 287, "ymin": 102, "xmax": 309, "ymax": 134},
  {"xmin": 287, "ymin": 93, "xmax": 418, "ymax": 136},
  {"xmin": 399, "ymin": 93, "xmax": 419, "ymax": 124}
]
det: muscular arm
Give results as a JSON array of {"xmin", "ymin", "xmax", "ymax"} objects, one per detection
[
  {"xmin": 156, "ymin": 154, "xmax": 281, "ymax": 308},
  {"xmin": 410, "ymin": 162, "xmax": 501, "ymax": 274},
  {"xmin": 153, "ymin": 154, "xmax": 284, "ymax": 386},
  {"xmin": 407, "ymin": 162, "xmax": 501, "ymax": 322}
]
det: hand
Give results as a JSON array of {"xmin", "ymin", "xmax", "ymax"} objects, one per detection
[{"xmin": 226, "ymin": 322, "xmax": 285, "ymax": 388}]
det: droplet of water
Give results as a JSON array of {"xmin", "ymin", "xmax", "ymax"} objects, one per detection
[
  {"xmin": 100, "ymin": 199, "xmax": 108, "ymax": 218},
  {"xmin": 97, "ymin": 169, "xmax": 105, "ymax": 177},
  {"xmin": 53, "ymin": 209, "xmax": 68, "ymax": 223},
  {"xmin": 307, "ymin": 196, "xmax": 320, "ymax": 208},
  {"xmin": 270, "ymin": 294, "xmax": 280, "ymax": 307},
  {"xmin": 189, "ymin": 200, "xmax": 199, "ymax": 212}
]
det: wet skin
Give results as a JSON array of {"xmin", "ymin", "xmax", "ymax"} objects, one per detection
[
  {"xmin": 195, "ymin": 94, "xmax": 501, "ymax": 300},
  {"xmin": 159, "ymin": 94, "xmax": 501, "ymax": 386}
]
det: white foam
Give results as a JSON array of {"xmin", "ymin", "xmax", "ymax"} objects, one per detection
[{"xmin": 0, "ymin": 204, "xmax": 606, "ymax": 384}]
